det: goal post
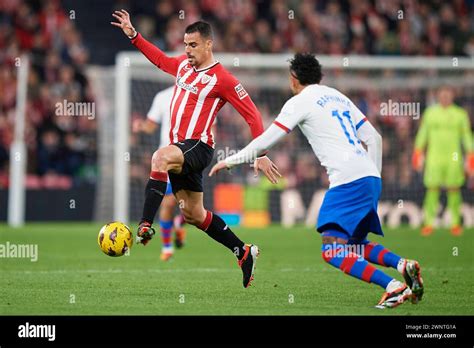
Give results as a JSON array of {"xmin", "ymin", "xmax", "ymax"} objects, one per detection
[
  {"xmin": 114, "ymin": 53, "xmax": 132, "ymax": 223},
  {"xmin": 7, "ymin": 55, "xmax": 29, "ymax": 227}
]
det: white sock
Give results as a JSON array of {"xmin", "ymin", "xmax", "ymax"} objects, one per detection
[
  {"xmin": 397, "ymin": 258, "xmax": 406, "ymax": 274},
  {"xmin": 385, "ymin": 279, "xmax": 403, "ymax": 293},
  {"xmin": 162, "ymin": 246, "xmax": 174, "ymax": 254}
]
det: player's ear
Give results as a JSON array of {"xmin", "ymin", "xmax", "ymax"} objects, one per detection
[
  {"xmin": 289, "ymin": 74, "xmax": 296, "ymax": 90},
  {"xmin": 206, "ymin": 39, "xmax": 213, "ymax": 51}
]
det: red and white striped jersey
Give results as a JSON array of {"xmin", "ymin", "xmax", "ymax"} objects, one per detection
[{"xmin": 132, "ymin": 33, "xmax": 264, "ymax": 147}]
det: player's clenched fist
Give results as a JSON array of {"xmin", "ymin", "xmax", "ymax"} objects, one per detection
[{"xmin": 111, "ymin": 9, "xmax": 137, "ymax": 39}]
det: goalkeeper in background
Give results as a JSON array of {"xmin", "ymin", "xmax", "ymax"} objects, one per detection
[
  {"xmin": 412, "ymin": 85, "xmax": 474, "ymax": 236},
  {"xmin": 211, "ymin": 53, "xmax": 423, "ymax": 308}
]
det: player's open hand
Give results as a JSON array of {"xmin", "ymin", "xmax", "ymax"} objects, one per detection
[
  {"xmin": 253, "ymin": 156, "xmax": 282, "ymax": 184},
  {"xmin": 209, "ymin": 161, "xmax": 229, "ymax": 177},
  {"xmin": 111, "ymin": 9, "xmax": 136, "ymax": 38}
]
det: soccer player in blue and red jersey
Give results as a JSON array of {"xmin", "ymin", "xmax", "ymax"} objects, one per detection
[{"xmin": 211, "ymin": 54, "xmax": 424, "ymax": 308}]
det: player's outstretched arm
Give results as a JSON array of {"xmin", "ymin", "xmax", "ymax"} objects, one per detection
[
  {"xmin": 111, "ymin": 10, "xmax": 183, "ymax": 76},
  {"xmin": 412, "ymin": 111, "xmax": 430, "ymax": 172},
  {"xmin": 111, "ymin": 9, "xmax": 137, "ymax": 38},
  {"xmin": 460, "ymin": 111, "xmax": 474, "ymax": 175},
  {"xmin": 209, "ymin": 124, "xmax": 284, "ymax": 184},
  {"xmin": 219, "ymin": 74, "xmax": 265, "ymax": 140}
]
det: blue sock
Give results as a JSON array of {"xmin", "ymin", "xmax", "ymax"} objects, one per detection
[
  {"xmin": 322, "ymin": 243, "xmax": 393, "ymax": 289},
  {"xmin": 159, "ymin": 220, "xmax": 173, "ymax": 249},
  {"xmin": 362, "ymin": 241, "xmax": 402, "ymax": 269}
]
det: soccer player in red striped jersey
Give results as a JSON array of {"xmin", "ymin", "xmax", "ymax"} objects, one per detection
[{"xmin": 111, "ymin": 10, "xmax": 280, "ymax": 287}]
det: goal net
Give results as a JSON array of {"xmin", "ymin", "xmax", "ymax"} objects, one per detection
[{"xmin": 90, "ymin": 53, "xmax": 474, "ymax": 229}]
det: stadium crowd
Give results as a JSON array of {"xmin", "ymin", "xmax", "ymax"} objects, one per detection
[
  {"xmin": 132, "ymin": 0, "xmax": 474, "ymax": 56},
  {"xmin": 0, "ymin": 0, "xmax": 473, "ymax": 196},
  {"xmin": 0, "ymin": 0, "xmax": 95, "ymax": 189}
]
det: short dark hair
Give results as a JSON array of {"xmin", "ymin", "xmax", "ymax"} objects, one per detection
[
  {"xmin": 289, "ymin": 53, "xmax": 323, "ymax": 85},
  {"xmin": 437, "ymin": 84, "xmax": 454, "ymax": 92},
  {"xmin": 185, "ymin": 21, "xmax": 213, "ymax": 39}
]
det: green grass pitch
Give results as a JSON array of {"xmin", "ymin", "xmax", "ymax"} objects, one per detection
[{"xmin": 1, "ymin": 223, "xmax": 472, "ymax": 315}]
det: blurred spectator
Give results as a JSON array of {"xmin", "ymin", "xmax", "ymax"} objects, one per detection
[
  {"xmin": 37, "ymin": 128, "xmax": 67, "ymax": 175},
  {"xmin": 121, "ymin": 0, "xmax": 474, "ymax": 57},
  {"xmin": 1, "ymin": 0, "xmax": 473, "ymax": 197},
  {"xmin": 0, "ymin": 0, "xmax": 95, "ymax": 189}
]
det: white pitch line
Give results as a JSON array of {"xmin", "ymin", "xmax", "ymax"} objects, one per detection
[
  {"xmin": 2, "ymin": 266, "xmax": 471, "ymax": 275},
  {"xmin": 3, "ymin": 268, "xmax": 227, "ymax": 274}
]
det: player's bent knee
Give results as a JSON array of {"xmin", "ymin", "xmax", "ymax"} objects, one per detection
[
  {"xmin": 321, "ymin": 236, "xmax": 347, "ymax": 263},
  {"xmin": 181, "ymin": 210, "xmax": 198, "ymax": 226},
  {"xmin": 321, "ymin": 236, "xmax": 347, "ymax": 245},
  {"xmin": 152, "ymin": 148, "xmax": 169, "ymax": 167},
  {"xmin": 181, "ymin": 209, "xmax": 206, "ymax": 226},
  {"xmin": 159, "ymin": 198, "xmax": 175, "ymax": 220},
  {"xmin": 183, "ymin": 215, "xmax": 200, "ymax": 226},
  {"xmin": 321, "ymin": 243, "xmax": 336, "ymax": 263},
  {"xmin": 161, "ymin": 195, "xmax": 176, "ymax": 209}
]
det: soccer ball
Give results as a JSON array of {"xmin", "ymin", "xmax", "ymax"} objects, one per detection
[{"xmin": 98, "ymin": 222, "xmax": 133, "ymax": 257}]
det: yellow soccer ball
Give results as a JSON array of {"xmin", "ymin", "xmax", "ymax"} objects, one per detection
[{"xmin": 98, "ymin": 222, "xmax": 133, "ymax": 257}]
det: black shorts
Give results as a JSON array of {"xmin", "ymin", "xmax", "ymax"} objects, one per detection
[{"xmin": 168, "ymin": 139, "xmax": 214, "ymax": 194}]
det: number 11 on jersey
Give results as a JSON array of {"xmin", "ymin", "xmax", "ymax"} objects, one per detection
[{"xmin": 331, "ymin": 109, "xmax": 361, "ymax": 146}]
